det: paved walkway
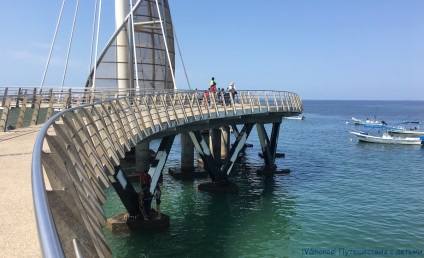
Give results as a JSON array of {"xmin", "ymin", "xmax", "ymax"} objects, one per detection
[{"xmin": 0, "ymin": 126, "xmax": 43, "ymax": 257}]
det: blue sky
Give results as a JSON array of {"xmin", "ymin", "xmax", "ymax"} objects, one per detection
[{"xmin": 0, "ymin": 0, "xmax": 423, "ymax": 100}]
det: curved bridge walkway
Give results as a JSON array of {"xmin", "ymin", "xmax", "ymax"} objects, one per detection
[{"xmin": 1, "ymin": 88, "xmax": 303, "ymax": 257}]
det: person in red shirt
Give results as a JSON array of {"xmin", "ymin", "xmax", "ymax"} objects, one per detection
[{"xmin": 140, "ymin": 170, "xmax": 152, "ymax": 188}]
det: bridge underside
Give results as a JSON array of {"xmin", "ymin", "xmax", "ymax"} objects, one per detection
[
  {"xmin": 188, "ymin": 123, "xmax": 255, "ymax": 184},
  {"xmin": 138, "ymin": 120, "xmax": 284, "ymax": 185}
]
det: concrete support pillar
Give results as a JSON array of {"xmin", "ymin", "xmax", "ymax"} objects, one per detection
[
  {"xmin": 209, "ymin": 128, "xmax": 221, "ymax": 163},
  {"xmin": 169, "ymin": 132, "xmax": 208, "ymax": 179},
  {"xmin": 136, "ymin": 141, "xmax": 150, "ymax": 174},
  {"xmin": 220, "ymin": 126, "xmax": 230, "ymax": 160},
  {"xmin": 181, "ymin": 132, "xmax": 194, "ymax": 172},
  {"xmin": 194, "ymin": 130, "xmax": 210, "ymax": 169}
]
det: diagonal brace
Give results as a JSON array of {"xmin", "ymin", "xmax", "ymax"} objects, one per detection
[
  {"xmin": 221, "ymin": 123, "xmax": 255, "ymax": 175},
  {"xmin": 149, "ymin": 135, "xmax": 175, "ymax": 193},
  {"xmin": 188, "ymin": 131, "xmax": 226, "ymax": 182},
  {"xmin": 257, "ymin": 123, "xmax": 281, "ymax": 167}
]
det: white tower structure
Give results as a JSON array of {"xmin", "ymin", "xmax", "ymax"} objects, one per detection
[
  {"xmin": 115, "ymin": 0, "xmax": 130, "ymax": 92},
  {"xmin": 86, "ymin": 0, "xmax": 175, "ymax": 91}
]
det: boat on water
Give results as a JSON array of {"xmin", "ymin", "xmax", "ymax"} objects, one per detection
[
  {"xmin": 387, "ymin": 121, "xmax": 424, "ymax": 136},
  {"xmin": 283, "ymin": 115, "xmax": 305, "ymax": 120},
  {"xmin": 350, "ymin": 131, "xmax": 424, "ymax": 145},
  {"xmin": 351, "ymin": 116, "xmax": 386, "ymax": 126}
]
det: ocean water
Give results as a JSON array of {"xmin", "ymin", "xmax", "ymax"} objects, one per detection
[{"xmin": 103, "ymin": 100, "xmax": 424, "ymax": 258}]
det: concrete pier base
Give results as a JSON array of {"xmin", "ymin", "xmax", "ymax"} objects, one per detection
[
  {"xmin": 258, "ymin": 152, "xmax": 285, "ymax": 159},
  {"xmin": 168, "ymin": 167, "xmax": 208, "ymax": 179},
  {"xmin": 106, "ymin": 210, "xmax": 170, "ymax": 233},
  {"xmin": 257, "ymin": 165, "xmax": 291, "ymax": 175},
  {"xmin": 197, "ymin": 157, "xmax": 228, "ymax": 168},
  {"xmin": 197, "ymin": 181, "xmax": 239, "ymax": 193}
]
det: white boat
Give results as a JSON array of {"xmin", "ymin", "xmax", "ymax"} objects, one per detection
[
  {"xmin": 350, "ymin": 131, "xmax": 424, "ymax": 145},
  {"xmin": 283, "ymin": 115, "xmax": 305, "ymax": 120},
  {"xmin": 351, "ymin": 116, "xmax": 385, "ymax": 126},
  {"xmin": 387, "ymin": 121, "xmax": 424, "ymax": 136}
]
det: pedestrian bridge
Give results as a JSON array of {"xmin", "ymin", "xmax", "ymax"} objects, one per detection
[{"xmin": 2, "ymin": 87, "xmax": 303, "ymax": 257}]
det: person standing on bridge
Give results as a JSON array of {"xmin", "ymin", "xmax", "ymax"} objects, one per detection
[
  {"xmin": 210, "ymin": 77, "xmax": 216, "ymax": 88},
  {"xmin": 203, "ymin": 90, "xmax": 209, "ymax": 108},
  {"xmin": 228, "ymin": 82, "xmax": 236, "ymax": 101},
  {"xmin": 232, "ymin": 82, "xmax": 238, "ymax": 102},
  {"xmin": 209, "ymin": 78, "xmax": 217, "ymax": 107},
  {"xmin": 196, "ymin": 88, "xmax": 203, "ymax": 102}
]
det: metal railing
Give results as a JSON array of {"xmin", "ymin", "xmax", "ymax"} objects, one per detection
[{"xmin": 30, "ymin": 89, "xmax": 303, "ymax": 257}]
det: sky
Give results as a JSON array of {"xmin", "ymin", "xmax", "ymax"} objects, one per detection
[{"xmin": 0, "ymin": 0, "xmax": 423, "ymax": 100}]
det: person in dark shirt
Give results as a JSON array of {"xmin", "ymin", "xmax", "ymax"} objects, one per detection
[
  {"xmin": 143, "ymin": 185, "xmax": 152, "ymax": 219},
  {"xmin": 154, "ymin": 185, "xmax": 162, "ymax": 219}
]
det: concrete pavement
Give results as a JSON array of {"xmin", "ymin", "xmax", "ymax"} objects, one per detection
[{"xmin": 0, "ymin": 126, "xmax": 43, "ymax": 257}]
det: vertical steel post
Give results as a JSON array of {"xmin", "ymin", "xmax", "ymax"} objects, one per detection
[
  {"xmin": 1, "ymin": 87, "xmax": 8, "ymax": 107},
  {"xmin": 16, "ymin": 96, "xmax": 28, "ymax": 128},
  {"xmin": 0, "ymin": 97, "xmax": 11, "ymax": 131}
]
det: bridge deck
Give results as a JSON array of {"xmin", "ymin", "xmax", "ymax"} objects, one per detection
[{"xmin": 0, "ymin": 127, "xmax": 42, "ymax": 257}]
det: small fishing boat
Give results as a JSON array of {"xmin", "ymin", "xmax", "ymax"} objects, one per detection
[
  {"xmin": 283, "ymin": 115, "xmax": 305, "ymax": 120},
  {"xmin": 351, "ymin": 116, "xmax": 386, "ymax": 126},
  {"xmin": 387, "ymin": 121, "xmax": 424, "ymax": 136},
  {"xmin": 350, "ymin": 131, "xmax": 424, "ymax": 145}
]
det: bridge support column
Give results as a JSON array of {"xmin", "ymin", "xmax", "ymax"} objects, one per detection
[
  {"xmin": 220, "ymin": 123, "xmax": 255, "ymax": 176},
  {"xmin": 189, "ymin": 131, "xmax": 228, "ymax": 183},
  {"xmin": 257, "ymin": 122, "xmax": 289, "ymax": 174},
  {"xmin": 136, "ymin": 141, "xmax": 150, "ymax": 175},
  {"xmin": 209, "ymin": 128, "xmax": 222, "ymax": 163},
  {"xmin": 190, "ymin": 123, "xmax": 255, "ymax": 193},
  {"xmin": 220, "ymin": 126, "xmax": 230, "ymax": 160},
  {"xmin": 181, "ymin": 132, "xmax": 195, "ymax": 172},
  {"xmin": 257, "ymin": 123, "xmax": 278, "ymax": 168},
  {"xmin": 169, "ymin": 133, "xmax": 208, "ymax": 179},
  {"xmin": 196, "ymin": 130, "xmax": 210, "ymax": 167}
]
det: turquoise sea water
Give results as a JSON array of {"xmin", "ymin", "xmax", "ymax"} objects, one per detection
[{"xmin": 103, "ymin": 100, "xmax": 424, "ymax": 258}]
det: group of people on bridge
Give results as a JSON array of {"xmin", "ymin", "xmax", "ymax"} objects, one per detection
[{"xmin": 196, "ymin": 77, "xmax": 238, "ymax": 108}]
